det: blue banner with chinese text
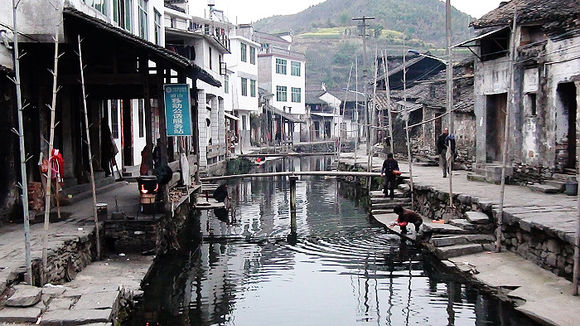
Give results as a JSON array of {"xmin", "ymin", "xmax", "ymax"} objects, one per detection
[{"xmin": 164, "ymin": 84, "xmax": 192, "ymax": 136}]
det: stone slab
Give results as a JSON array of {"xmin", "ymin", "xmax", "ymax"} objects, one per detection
[
  {"xmin": 465, "ymin": 211, "xmax": 490, "ymax": 224},
  {"xmin": 528, "ymin": 183, "xmax": 561, "ymax": 194},
  {"xmin": 46, "ymin": 297, "xmax": 76, "ymax": 311},
  {"xmin": 72, "ymin": 291, "xmax": 118, "ymax": 310},
  {"xmin": 5, "ymin": 284, "xmax": 42, "ymax": 307},
  {"xmin": 449, "ymin": 219, "xmax": 477, "ymax": 231},
  {"xmin": 431, "ymin": 234, "xmax": 495, "ymax": 247},
  {"xmin": 40, "ymin": 309, "xmax": 112, "ymax": 325},
  {"xmin": 435, "ymin": 244, "xmax": 483, "ymax": 259},
  {"xmin": 0, "ymin": 307, "xmax": 42, "ymax": 323},
  {"xmin": 42, "ymin": 285, "xmax": 66, "ymax": 298},
  {"xmin": 420, "ymin": 222, "xmax": 470, "ymax": 234}
]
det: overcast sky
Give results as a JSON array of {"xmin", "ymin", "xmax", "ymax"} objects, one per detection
[{"xmin": 213, "ymin": 0, "xmax": 505, "ymax": 24}]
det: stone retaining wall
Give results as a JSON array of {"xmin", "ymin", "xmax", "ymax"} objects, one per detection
[
  {"xmin": 40, "ymin": 230, "xmax": 97, "ymax": 285},
  {"xmin": 409, "ymin": 182, "xmax": 574, "ymax": 280}
]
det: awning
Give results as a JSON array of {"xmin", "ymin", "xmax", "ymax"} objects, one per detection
[
  {"xmin": 453, "ymin": 27, "xmax": 509, "ymax": 48},
  {"xmin": 264, "ymin": 104, "xmax": 304, "ymax": 123},
  {"xmin": 63, "ymin": 7, "xmax": 220, "ymax": 87},
  {"xmin": 224, "ymin": 112, "xmax": 240, "ymax": 121},
  {"xmin": 311, "ymin": 112, "xmax": 336, "ymax": 118}
]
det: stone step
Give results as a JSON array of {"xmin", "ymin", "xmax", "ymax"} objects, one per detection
[
  {"xmin": 466, "ymin": 173, "xmax": 486, "ymax": 183},
  {"xmin": 371, "ymin": 203, "xmax": 412, "ymax": 211},
  {"xmin": 370, "ymin": 197, "xmax": 411, "ymax": 204},
  {"xmin": 434, "ymin": 243, "xmax": 484, "ymax": 259},
  {"xmin": 371, "ymin": 209, "xmax": 394, "ymax": 215},
  {"xmin": 420, "ymin": 222, "xmax": 471, "ymax": 234},
  {"xmin": 448, "ymin": 219, "xmax": 478, "ymax": 231},
  {"xmin": 430, "ymin": 234, "xmax": 495, "ymax": 247},
  {"xmin": 465, "ymin": 211, "xmax": 491, "ymax": 225},
  {"xmin": 544, "ymin": 180, "xmax": 566, "ymax": 191},
  {"xmin": 527, "ymin": 183, "xmax": 561, "ymax": 194},
  {"xmin": 369, "ymin": 190, "xmax": 406, "ymax": 199}
]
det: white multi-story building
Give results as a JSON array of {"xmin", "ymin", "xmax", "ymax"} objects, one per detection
[
  {"xmin": 225, "ymin": 24, "xmax": 260, "ymax": 149},
  {"xmin": 164, "ymin": 2, "xmax": 231, "ymax": 173},
  {"xmin": 254, "ymin": 31, "xmax": 306, "ymax": 144}
]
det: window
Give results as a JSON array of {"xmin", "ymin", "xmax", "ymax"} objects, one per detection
[
  {"xmin": 124, "ymin": 0, "xmax": 133, "ymax": 31},
  {"xmin": 241, "ymin": 43, "xmax": 247, "ymax": 62},
  {"xmin": 241, "ymin": 78, "xmax": 248, "ymax": 96},
  {"xmin": 209, "ymin": 47, "xmax": 213, "ymax": 70},
  {"xmin": 250, "ymin": 79, "xmax": 256, "ymax": 97},
  {"xmin": 154, "ymin": 9, "xmax": 161, "ymax": 45},
  {"xmin": 291, "ymin": 87, "xmax": 301, "ymax": 103},
  {"xmin": 111, "ymin": 101, "xmax": 119, "ymax": 139},
  {"xmin": 138, "ymin": 0, "xmax": 148, "ymax": 40},
  {"xmin": 276, "ymin": 86, "xmax": 287, "ymax": 102},
  {"xmin": 85, "ymin": 0, "xmax": 107, "ymax": 15},
  {"xmin": 276, "ymin": 58, "xmax": 287, "ymax": 74},
  {"xmin": 138, "ymin": 100, "xmax": 145, "ymax": 137},
  {"xmin": 113, "ymin": 0, "xmax": 132, "ymax": 31},
  {"xmin": 250, "ymin": 47, "xmax": 256, "ymax": 65},
  {"xmin": 224, "ymin": 75, "xmax": 229, "ymax": 94},
  {"xmin": 291, "ymin": 61, "xmax": 301, "ymax": 76},
  {"xmin": 527, "ymin": 93, "xmax": 537, "ymax": 116},
  {"xmin": 242, "ymin": 115, "xmax": 247, "ymax": 131}
]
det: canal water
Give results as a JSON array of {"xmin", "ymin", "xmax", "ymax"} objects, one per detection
[{"xmin": 127, "ymin": 157, "xmax": 538, "ymax": 326}]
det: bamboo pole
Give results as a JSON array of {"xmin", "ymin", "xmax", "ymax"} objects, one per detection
[
  {"xmin": 381, "ymin": 50, "xmax": 394, "ymax": 155},
  {"xmin": 446, "ymin": 0, "xmax": 454, "ymax": 208},
  {"xmin": 355, "ymin": 57, "xmax": 359, "ymax": 164},
  {"xmin": 77, "ymin": 35, "xmax": 101, "ymax": 259},
  {"xmin": 495, "ymin": 9, "xmax": 518, "ymax": 253},
  {"xmin": 42, "ymin": 17, "xmax": 61, "ymax": 284},
  {"xmin": 11, "ymin": 0, "xmax": 32, "ymax": 285},
  {"xmin": 403, "ymin": 48, "xmax": 414, "ymax": 206}
]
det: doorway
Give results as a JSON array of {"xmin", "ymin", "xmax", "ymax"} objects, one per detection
[
  {"xmin": 558, "ymin": 82, "xmax": 577, "ymax": 169},
  {"xmin": 122, "ymin": 99, "xmax": 133, "ymax": 167},
  {"xmin": 486, "ymin": 93, "xmax": 507, "ymax": 163}
]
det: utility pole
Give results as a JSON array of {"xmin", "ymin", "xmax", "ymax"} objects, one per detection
[
  {"xmin": 495, "ymin": 9, "xmax": 517, "ymax": 253},
  {"xmin": 352, "ymin": 15, "xmax": 374, "ymax": 153},
  {"xmin": 355, "ymin": 57, "xmax": 359, "ymax": 163},
  {"xmin": 403, "ymin": 49, "xmax": 414, "ymax": 206},
  {"xmin": 11, "ymin": 0, "xmax": 33, "ymax": 285},
  {"xmin": 445, "ymin": 0, "xmax": 454, "ymax": 208},
  {"xmin": 339, "ymin": 63, "xmax": 353, "ymax": 165},
  {"xmin": 382, "ymin": 50, "xmax": 394, "ymax": 155}
]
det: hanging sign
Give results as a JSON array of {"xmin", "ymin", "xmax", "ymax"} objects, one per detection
[{"xmin": 164, "ymin": 84, "xmax": 192, "ymax": 136}]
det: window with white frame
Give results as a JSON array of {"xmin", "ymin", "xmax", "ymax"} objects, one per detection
[
  {"xmin": 241, "ymin": 77, "xmax": 248, "ymax": 96},
  {"xmin": 291, "ymin": 61, "xmax": 301, "ymax": 76},
  {"xmin": 85, "ymin": 0, "xmax": 107, "ymax": 15},
  {"xmin": 241, "ymin": 43, "xmax": 247, "ymax": 62},
  {"xmin": 138, "ymin": 0, "xmax": 148, "ymax": 40},
  {"xmin": 250, "ymin": 80, "xmax": 256, "ymax": 97},
  {"xmin": 154, "ymin": 9, "xmax": 162, "ymax": 45},
  {"xmin": 250, "ymin": 47, "xmax": 256, "ymax": 64},
  {"xmin": 291, "ymin": 87, "xmax": 301, "ymax": 103},
  {"xmin": 276, "ymin": 86, "xmax": 287, "ymax": 102},
  {"xmin": 224, "ymin": 75, "xmax": 229, "ymax": 94},
  {"xmin": 112, "ymin": 0, "xmax": 132, "ymax": 31},
  {"xmin": 276, "ymin": 58, "xmax": 287, "ymax": 74}
]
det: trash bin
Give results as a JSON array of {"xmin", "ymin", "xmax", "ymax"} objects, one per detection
[{"xmin": 565, "ymin": 180, "xmax": 578, "ymax": 196}]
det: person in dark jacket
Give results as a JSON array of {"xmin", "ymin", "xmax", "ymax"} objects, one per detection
[
  {"xmin": 381, "ymin": 153, "xmax": 399, "ymax": 199},
  {"xmin": 390, "ymin": 205, "xmax": 423, "ymax": 234},
  {"xmin": 213, "ymin": 184, "xmax": 229, "ymax": 203},
  {"xmin": 436, "ymin": 128, "xmax": 450, "ymax": 178}
]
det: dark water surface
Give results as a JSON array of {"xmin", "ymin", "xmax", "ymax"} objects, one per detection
[{"xmin": 127, "ymin": 157, "xmax": 538, "ymax": 326}]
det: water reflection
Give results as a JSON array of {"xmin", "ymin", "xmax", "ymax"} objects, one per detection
[{"xmin": 128, "ymin": 157, "xmax": 537, "ymax": 326}]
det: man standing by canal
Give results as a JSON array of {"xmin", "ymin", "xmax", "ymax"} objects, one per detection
[
  {"xmin": 381, "ymin": 153, "xmax": 400, "ymax": 199},
  {"xmin": 437, "ymin": 128, "xmax": 450, "ymax": 178}
]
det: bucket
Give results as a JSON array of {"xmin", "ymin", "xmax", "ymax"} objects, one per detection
[
  {"xmin": 565, "ymin": 181, "xmax": 578, "ymax": 196},
  {"xmin": 96, "ymin": 203, "xmax": 108, "ymax": 220}
]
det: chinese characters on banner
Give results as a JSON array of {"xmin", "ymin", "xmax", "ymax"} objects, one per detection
[{"xmin": 163, "ymin": 84, "xmax": 192, "ymax": 136}]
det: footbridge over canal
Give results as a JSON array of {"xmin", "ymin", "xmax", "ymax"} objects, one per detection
[{"xmin": 200, "ymin": 170, "xmax": 409, "ymax": 182}]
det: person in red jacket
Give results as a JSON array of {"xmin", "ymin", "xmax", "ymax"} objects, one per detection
[{"xmin": 389, "ymin": 205, "xmax": 423, "ymax": 234}]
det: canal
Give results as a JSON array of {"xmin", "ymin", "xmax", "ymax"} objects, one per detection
[{"xmin": 127, "ymin": 157, "xmax": 539, "ymax": 326}]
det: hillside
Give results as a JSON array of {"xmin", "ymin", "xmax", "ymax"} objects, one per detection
[{"xmin": 254, "ymin": 0, "xmax": 475, "ymax": 90}]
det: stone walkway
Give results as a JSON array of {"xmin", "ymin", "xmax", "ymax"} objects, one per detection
[{"xmin": 0, "ymin": 182, "xmax": 150, "ymax": 324}]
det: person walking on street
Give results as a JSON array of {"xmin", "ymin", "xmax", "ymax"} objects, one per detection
[
  {"xmin": 445, "ymin": 133, "xmax": 456, "ymax": 176},
  {"xmin": 389, "ymin": 205, "xmax": 423, "ymax": 234},
  {"xmin": 381, "ymin": 153, "xmax": 400, "ymax": 199},
  {"xmin": 437, "ymin": 128, "xmax": 450, "ymax": 178}
]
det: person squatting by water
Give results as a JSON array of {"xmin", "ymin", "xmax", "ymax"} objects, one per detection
[
  {"xmin": 436, "ymin": 128, "xmax": 456, "ymax": 178},
  {"xmin": 381, "ymin": 153, "xmax": 400, "ymax": 199},
  {"xmin": 390, "ymin": 205, "xmax": 423, "ymax": 234}
]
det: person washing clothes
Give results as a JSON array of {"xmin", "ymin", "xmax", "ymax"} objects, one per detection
[{"xmin": 389, "ymin": 205, "xmax": 423, "ymax": 234}]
